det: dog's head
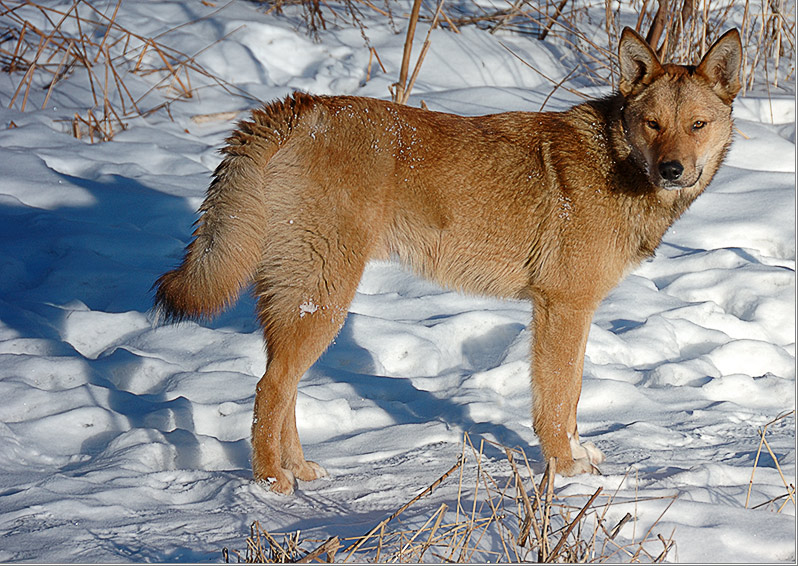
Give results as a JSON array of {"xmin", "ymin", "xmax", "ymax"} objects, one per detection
[{"xmin": 618, "ymin": 27, "xmax": 742, "ymax": 190}]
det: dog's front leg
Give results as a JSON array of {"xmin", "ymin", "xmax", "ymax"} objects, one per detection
[{"xmin": 530, "ymin": 292, "xmax": 604, "ymax": 475}]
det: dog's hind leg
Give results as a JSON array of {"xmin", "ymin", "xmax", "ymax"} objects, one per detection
[
  {"xmin": 250, "ymin": 228, "xmax": 371, "ymax": 494},
  {"xmin": 530, "ymin": 292, "xmax": 604, "ymax": 475}
]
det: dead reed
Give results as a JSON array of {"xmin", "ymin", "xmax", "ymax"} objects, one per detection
[
  {"xmin": 256, "ymin": 0, "xmax": 396, "ymax": 44},
  {"xmin": 1, "ymin": 0, "xmax": 257, "ymax": 142},
  {"xmin": 745, "ymin": 410, "xmax": 796, "ymax": 513},
  {"xmin": 223, "ymin": 433, "xmax": 678, "ymax": 563},
  {"xmin": 259, "ymin": 0, "xmax": 795, "ymax": 103},
  {"xmin": 3, "ymin": 1, "xmax": 792, "ymax": 140}
]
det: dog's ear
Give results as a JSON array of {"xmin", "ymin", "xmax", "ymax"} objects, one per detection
[
  {"xmin": 618, "ymin": 27, "xmax": 663, "ymax": 96},
  {"xmin": 696, "ymin": 29, "xmax": 743, "ymax": 104}
]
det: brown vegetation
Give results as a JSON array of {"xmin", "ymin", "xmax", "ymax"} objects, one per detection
[
  {"xmin": 223, "ymin": 434, "xmax": 680, "ymax": 563},
  {"xmin": 2, "ymin": 1, "xmax": 793, "ymax": 142},
  {"xmin": 1, "ymin": 0, "xmax": 256, "ymax": 141}
]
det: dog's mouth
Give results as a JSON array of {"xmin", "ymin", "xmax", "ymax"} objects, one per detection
[
  {"xmin": 659, "ymin": 178, "xmax": 698, "ymax": 191},
  {"xmin": 655, "ymin": 167, "xmax": 703, "ymax": 191}
]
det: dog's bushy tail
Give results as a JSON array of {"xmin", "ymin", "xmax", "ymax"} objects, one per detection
[{"xmin": 153, "ymin": 95, "xmax": 310, "ymax": 322}]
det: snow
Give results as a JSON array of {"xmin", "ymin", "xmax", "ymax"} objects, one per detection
[{"xmin": 0, "ymin": 0, "xmax": 794, "ymax": 562}]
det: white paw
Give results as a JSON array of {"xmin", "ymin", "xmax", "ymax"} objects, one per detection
[
  {"xmin": 568, "ymin": 457, "xmax": 597, "ymax": 475},
  {"xmin": 306, "ymin": 461, "xmax": 328, "ymax": 479},
  {"xmin": 582, "ymin": 441, "xmax": 606, "ymax": 464},
  {"xmin": 264, "ymin": 468, "xmax": 296, "ymax": 495},
  {"xmin": 570, "ymin": 436, "xmax": 605, "ymax": 473}
]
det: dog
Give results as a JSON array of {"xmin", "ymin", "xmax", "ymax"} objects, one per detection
[{"xmin": 154, "ymin": 27, "xmax": 742, "ymax": 494}]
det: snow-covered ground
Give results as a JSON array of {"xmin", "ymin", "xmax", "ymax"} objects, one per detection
[{"xmin": 0, "ymin": 0, "xmax": 794, "ymax": 562}]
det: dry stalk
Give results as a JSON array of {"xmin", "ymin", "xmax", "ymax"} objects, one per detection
[
  {"xmin": 392, "ymin": 0, "xmax": 421, "ymax": 104},
  {"xmin": 399, "ymin": 0, "xmax": 445, "ymax": 105},
  {"xmin": 416, "ymin": 502, "xmax": 447, "ymax": 561},
  {"xmin": 393, "ymin": 503, "xmax": 447, "ymax": 562},
  {"xmin": 365, "ymin": 45, "xmax": 387, "ymax": 82},
  {"xmin": 411, "ymin": 0, "xmax": 793, "ymax": 91},
  {"xmin": 342, "ymin": 454, "xmax": 464, "ymax": 560},
  {"xmin": 506, "ymin": 447, "xmax": 544, "ymax": 547},
  {"xmin": 294, "ymin": 536, "xmax": 339, "ymax": 563},
  {"xmin": 548, "ymin": 486, "xmax": 603, "ymax": 561},
  {"xmin": 1, "ymin": 0, "xmax": 257, "ymax": 142},
  {"xmin": 226, "ymin": 431, "xmax": 680, "ymax": 563},
  {"xmin": 538, "ymin": 457, "xmax": 556, "ymax": 561},
  {"xmin": 745, "ymin": 410, "xmax": 796, "ymax": 511}
]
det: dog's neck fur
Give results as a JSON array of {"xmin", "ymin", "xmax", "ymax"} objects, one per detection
[{"xmin": 570, "ymin": 93, "xmax": 710, "ymax": 259}]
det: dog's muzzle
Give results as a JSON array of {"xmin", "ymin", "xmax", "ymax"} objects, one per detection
[{"xmin": 657, "ymin": 160, "xmax": 701, "ymax": 190}]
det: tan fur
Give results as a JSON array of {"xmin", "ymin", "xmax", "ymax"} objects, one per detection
[{"xmin": 154, "ymin": 28, "xmax": 743, "ymax": 494}]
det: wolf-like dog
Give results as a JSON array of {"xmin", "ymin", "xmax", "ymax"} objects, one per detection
[{"xmin": 154, "ymin": 27, "xmax": 743, "ymax": 494}]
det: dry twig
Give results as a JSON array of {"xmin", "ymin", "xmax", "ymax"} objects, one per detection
[
  {"xmin": 745, "ymin": 410, "xmax": 796, "ymax": 511},
  {"xmin": 226, "ymin": 433, "xmax": 678, "ymax": 563},
  {"xmin": 1, "ymin": 0, "xmax": 256, "ymax": 142}
]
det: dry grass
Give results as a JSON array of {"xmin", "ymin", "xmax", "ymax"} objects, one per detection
[
  {"xmin": 257, "ymin": 0, "xmax": 795, "ymax": 102},
  {"xmin": 223, "ymin": 433, "xmax": 679, "ymax": 563},
  {"xmin": 225, "ymin": 409, "xmax": 797, "ymax": 563},
  {"xmin": 745, "ymin": 410, "xmax": 796, "ymax": 513},
  {"xmin": 255, "ymin": 0, "xmax": 397, "ymax": 44},
  {"xmin": 3, "ymin": 1, "xmax": 792, "ymax": 141},
  {"xmin": 1, "ymin": 0, "xmax": 257, "ymax": 142},
  {"xmin": 443, "ymin": 0, "xmax": 794, "ymax": 96}
]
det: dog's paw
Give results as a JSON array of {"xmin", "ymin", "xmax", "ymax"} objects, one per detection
[
  {"xmin": 567, "ymin": 437, "xmax": 605, "ymax": 475},
  {"xmin": 561, "ymin": 457, "xmax": 597, "ymax": 476},
  {"xmin": 293, "ymin": 460, "xmax": 328, "ymax": 482},
  {"xmin": 261, "ymin": 468, "xmax": 296, "ymax": 495}
]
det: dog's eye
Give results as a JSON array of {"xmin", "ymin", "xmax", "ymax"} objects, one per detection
[
  {"xmin": 692, "ymin": 120, "xmax": 706, "ymax": 130},
  {"xmin": 646, "ymin": 120, "xmax": 660, "ymax": 131}
]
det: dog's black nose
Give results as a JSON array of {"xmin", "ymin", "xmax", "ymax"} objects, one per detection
[{"xmin": 659, "ymin": 161, "xmax": 684, "ymax": 181}]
